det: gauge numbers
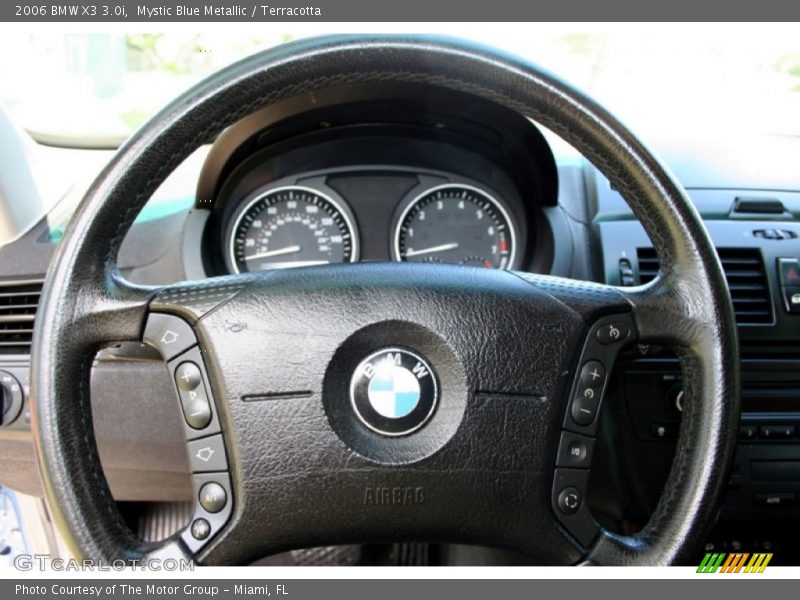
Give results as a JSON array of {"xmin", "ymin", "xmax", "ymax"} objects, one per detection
[
  {"xmin": 228, "ymin": 186, "xmax": 358, "ymax": 273},
  {"xmin": 393, "ymin": 184, "xmax": 517, "ymax": 269}
]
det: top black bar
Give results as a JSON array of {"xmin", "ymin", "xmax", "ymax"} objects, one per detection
[{"xmin": 2, "ymin": 0, "xmax": 800, "ymax": 22}]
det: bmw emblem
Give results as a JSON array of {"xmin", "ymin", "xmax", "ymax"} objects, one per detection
[{"xmin": 350, "ymin": 348, "xmax": 439, "ymax": 436}]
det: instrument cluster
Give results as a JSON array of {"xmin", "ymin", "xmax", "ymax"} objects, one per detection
[{"xmin": 223, "ymin": 169, "xmax": 523, "ymax": 274}]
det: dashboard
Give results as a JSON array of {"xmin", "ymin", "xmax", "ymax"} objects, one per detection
[{"xmin": 1, "ymin": 79, "xmax": 799, "ymax": 563}]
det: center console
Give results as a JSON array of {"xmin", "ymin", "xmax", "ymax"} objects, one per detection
[{"xmin": 593, "ymin": 179, "xmax": 800, "ymax": 561}]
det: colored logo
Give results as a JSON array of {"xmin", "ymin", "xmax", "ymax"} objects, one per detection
[
  {"xmin": 350, "ymin": 348, "xmax": 438, "ymax": 436},
  {"xmin": 367, "ymin": 359, "xmax": 421, "ymax": 419},
  {"xmin": 697, "ymin": 552, "xmax": 773, "ymax": 573}
]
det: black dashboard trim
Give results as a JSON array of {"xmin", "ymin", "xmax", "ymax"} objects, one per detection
[{"xmin": 195, "ymin": 82, "xmax": 559, "ymax": 210}]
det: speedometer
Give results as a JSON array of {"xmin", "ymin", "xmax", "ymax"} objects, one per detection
[
  {"xmin": 392, "ymin": 184, "xmax": 518, "ymax": 269},
  {"xmin": 227, "ymin": 186, "xmax": 359, "ymax": 273}
]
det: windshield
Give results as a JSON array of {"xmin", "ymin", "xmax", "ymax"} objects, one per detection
[{"xmin": 1, "ymin": 24, "xmax": 799, "ymax": 147}]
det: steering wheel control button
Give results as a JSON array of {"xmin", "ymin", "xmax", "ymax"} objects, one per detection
[
  {"xmin": 175, "ymin": 362, "xmax": 203, "ymax": 391},
  {"xmin": 563, "ymin": 314, "xmax": 635, "ymax": 437},
  {"xmin": 199, "ymin": 482, "xmax": 227, "ymax": 513},
  {"xmin": 579, "ymin": 360, "xmax": 606, "ymax": 388},
  {"xmin": 350, "ymin": 348, "xmax": 438, "ymax": 437},
  {"xmin": 182, "ymin": 395, "xmax": 212, "ymax": 430},
  {"xmin": 556, "ymin": 432, "xmax": 596, "ymax": 469},
  {"xmin": 187, "ymin": 434, "xmax": 228, "ymax": 472},
  {"xmin": 595, "ymin": 322, "xmax": 630, "ymax": 344},
  {"xmin": 182, "ymin": 473, "xmax": 233, "ymax": 553},
  {"xmin": 557, "ymin": 487, "xmax": 583, "ymax": 515},
  {"xmin": 552, "ymin": 468, "xmax": 597, "ymax": 546},
  {"xmin": 168, "ymin": 346, "xmax": 221, "ymax": 440},
  {"xmin": 143, "ymin": 313, "xmax": 197, "ymax": 360},
  {"xmin": 190, "ymin": 518, "xmax": 211, "ymax": 540},
  {"xmin": 571, "ymin": 389, "xmax": 599, "ymax": 426}
]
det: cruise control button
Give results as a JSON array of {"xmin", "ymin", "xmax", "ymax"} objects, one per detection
[
  {"xmin": 190, "ymin": 518, "xmax": 211, "ymax": 540},
  {"xmin": 579, "ymin": 360, "xmax": 606, "ymax": 388},
  {"xmin": 557, "ymin": 487, "xmax": 582, "ymax": 515},
  {"xmin": 199, "ymin": 482, "xmax": 227, "ymax": 513},
  {"xmin": 596, "ymin": 322, "xmax": 630, "ymax": 345},
  {"xmin": 556, "ymin": 432, "xmax": 595, "ymax": 468},
  {"xmin": 175, "ymin": 362, "xmax": 203, "ymax": 391},
  {"xmin": 187, "ymin": 434, "xmax": 228, "ymax": 472},
  {"xmin": 143, "ymin": 313, "xmax": 197, "ymax": 360},
  {"xmin": 571, "ymin": 390, "xmax": 599, "ymax": 426}
]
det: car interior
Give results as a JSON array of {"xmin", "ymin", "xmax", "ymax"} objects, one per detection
[{"xmin": 0, "ymin": 32, "xmax": 798, "ymax": 567}]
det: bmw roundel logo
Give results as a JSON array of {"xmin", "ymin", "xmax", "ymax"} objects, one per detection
[{"xmin": 350, "ymin": 348, "xmax": 438, "ymax": 436}]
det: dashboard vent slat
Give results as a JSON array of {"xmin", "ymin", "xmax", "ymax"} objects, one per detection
[
  {"xmin": 636, "ymin": 248, "xmax": 773, "ymax": 325},
  {"xmin": 0, "ymin": 280, "xmax": 43, "ymax": 354}
]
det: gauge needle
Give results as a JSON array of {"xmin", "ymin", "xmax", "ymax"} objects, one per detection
[
  {"xmin": 244, "ymin": 245, "xmax": 302, "ymax": 260},
  {"xmin": 403, "ymin": 242, "xmax": 460, "ymax": 257}
]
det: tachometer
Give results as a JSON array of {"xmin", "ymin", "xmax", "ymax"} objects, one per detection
[
  {"xmin": 392, "ymin": 184, "xmax": 517, "ymax": 269},
  {"xmin": 227, "ymin": 186, "xmax": 358, "ymax": 273}
]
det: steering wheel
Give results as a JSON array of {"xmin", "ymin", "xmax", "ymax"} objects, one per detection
[{"xmin": 31, "ymin": 35, "xmax": 739, "ymax": 566}]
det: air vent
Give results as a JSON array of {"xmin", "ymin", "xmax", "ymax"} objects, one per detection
[
  {"xmin": 740, "ymin": 341, "xmax": 800, "ymax": 362},
  {"xmin": 0, "ymin": 280, "xmax": 43, "ymax": 354},
  {"xmin": 636, "ymin": 248, "xmax": 773, "ymax": 325}
]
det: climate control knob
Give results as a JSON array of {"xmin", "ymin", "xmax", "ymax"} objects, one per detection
[{"xmin": 0, "ymin": 371, "xmax": 24, "ymax": 426}]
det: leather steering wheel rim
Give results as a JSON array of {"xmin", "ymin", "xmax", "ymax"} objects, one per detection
[{"xmin": 32, "ymin": 34, "xmax": 739, "ymax": 566}]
